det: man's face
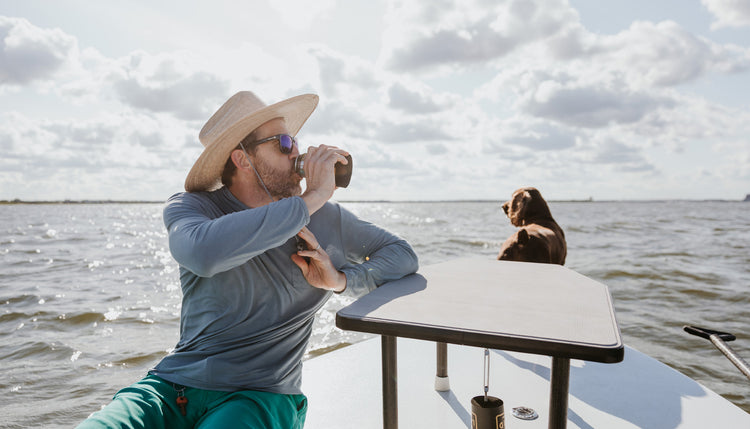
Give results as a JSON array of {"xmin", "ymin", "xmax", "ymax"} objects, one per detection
[{"xmin": 247, "ymin": 118, "xmax": 303, "ymax": 199}]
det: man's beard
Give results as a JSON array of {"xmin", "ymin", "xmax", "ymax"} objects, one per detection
[{"xmin": 253, "ymin": 156, "xmax": 301, "ymax": 199}]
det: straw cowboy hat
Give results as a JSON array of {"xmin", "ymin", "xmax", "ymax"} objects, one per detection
[{"xmin": 184, "ymin": 91, "xmax": 319, "ymax": 192}]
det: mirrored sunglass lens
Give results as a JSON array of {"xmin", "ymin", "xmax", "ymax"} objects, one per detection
[{"xmin": 279, "ymin": 134, "xmax": 295, "ymax": 153}]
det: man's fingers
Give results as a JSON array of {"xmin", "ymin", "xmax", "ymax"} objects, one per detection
[
  {"xmin": 297, "ymin": 227, "xmax": 320, "ymax": 250},
  {"xmin": 307, "ymin": 145, "xmax": 349, "ymax": 163},
  {"xmin": 290, "ymin": 254, "xmax": 308, "ymax": 272}
]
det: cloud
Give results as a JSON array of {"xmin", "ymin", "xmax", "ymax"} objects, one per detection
[
  {"xmin": 501, "ymin": 119, "xmax": 578, "ymax": 151},
  {"xmin": 0, "ymin": 111, "xmax": 196, "ymax": 170},
  {"xmin": 586, "ymin": 139, "xmax": 656, "ymax": 173},
  {"xmin": 374, "ymin": 120, "xmax": 454, "ymax": 143},
  {"xmin": 387, "ymin": 82, "xmax": 446, "ymax": 114},
  {"xmin": 307, "ymin": 45, "xmax": 379, "ymax": 98},
  {"xmin": 0, "ymin": 16, "xmax": 76, "ymax": 85},
  {"xmin": 0, "ymin": 108, "xmax": 201, "ymax": 199},
  {"xmin": 381, "ymin": 0, "xmax": 577, "ymax": 71},
  {"xmin": 544, "ymin": 19, "xmax": 750, "ymax": 88},
  {"xmin": 596, "ymin": 21, "xmax": 749, "ymax": 86},
  {"xmin": 702, "ymin": 0, "xmax": 750, "ymax": 29},
  {"xmin": 302, "ymin": 99, "xmax": 375, "ymax": 137},
  {"xmin": 109, "ymin": 51, "xmax": 230, "ymax": 120},
  {"xmin": 268, "ymin": 0, "xmax": 336, "ymax": 29},
  {"xmin": 425, "ymin": 143, "xmax": 449, "ymax": 155},
  {"xmin": 0, "ymin": 17, "xmax": 234, "ymax": 121},
  {"xmin": 520, "ymin": 78, "xmax": 673, "ymax": 128},
  {"xmin": 2, "ymin": 5, "xmax": 749, "ymax": 201}
]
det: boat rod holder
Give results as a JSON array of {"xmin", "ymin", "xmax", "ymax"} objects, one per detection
[{"xmin": 684, "ymin": 325, "xmax": 750, "ymax": 382}]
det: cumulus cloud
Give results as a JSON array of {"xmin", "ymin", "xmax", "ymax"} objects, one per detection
[
  {"xmin": 307, "ymin": 45, "xmax": 379, "ymax": 98},
  {"xmin": 0, "ymin": 111, "xmax": 196, "ymax": 172},
  {"xmin": 587, "ymin": 139, "xmax": 656, "ymax": 173},
  {"xmin": 593, "ymin": 21, "xmax": 749, "ymax": 87},
  {"xmin": 374, "ymin": 120, "xmax": 454, "ymax": 143},
  {"xmin": 702, "ymin": 0, "xmax": 750, "ymax": 29},
  {"xmin": 387, "ymin": 82, "xmax": 446, "ymax": 114},
  {"xmin": 425, "ymin": 143, "xmax": 449, "ymax": 155},
  {"xmin": 544, "ymin": 19, "xmax": 750, "ymax": 88},
  {"xmin": 520, "ymin": 79, "xmax": 674, "ymax": 128},
  {"xmin": 0, "ymin": 16, "xmax": 76, "ymax": 85},
  {"xmin": 2, "ymin": 4, "xmax": 749, "ymax": 201},
  {"xmin": 303, "ymin": 100, "xmax": 375, "ymax": 137},
  {"xmin": 108, "ymin": 51, "xmax": 230, "ymax": 121},
  {"xmin": 500, "ymin": 119, "xmax": 577, "ymax": 151},
  {"xmin": 381, "ymin": 0, "xmax": 578, "ymax": 71},
  {"xmin": 0, "ymin": 107, "xmax": 201, "ymax": 197},
  {"xmin": 388, "ymin": 83, "xmax": 441, "ymax": 113}
]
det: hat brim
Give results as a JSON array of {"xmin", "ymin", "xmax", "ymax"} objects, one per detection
[{"xmin": 184, "ymin": 94, "xmax": 319, "ymax": 192}]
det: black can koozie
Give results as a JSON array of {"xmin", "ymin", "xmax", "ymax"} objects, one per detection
[
  {"xmin": 471, "ymin": 395, "xmax": 505, "ymax": 429},
  {"xmin": 294, "ymin": 153, "xmax": 353, "ymax": 188}
]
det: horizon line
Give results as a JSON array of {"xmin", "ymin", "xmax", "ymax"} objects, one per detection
[{"xmin": 2, "ymin": 197, "xmax": 749, "ymax": 205}]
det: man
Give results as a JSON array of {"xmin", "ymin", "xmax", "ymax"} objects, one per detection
[{"xmin": 78, "ymin": 91, "xmax": 419, "ymax": 428}]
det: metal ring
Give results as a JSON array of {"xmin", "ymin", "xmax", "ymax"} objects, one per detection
[{"xmin": 512, "ymin": 407, "xmax": 539, "ymax": 420}]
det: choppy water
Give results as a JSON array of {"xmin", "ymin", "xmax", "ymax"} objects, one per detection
[{"xmin": 1, "ymin": 200, "xmax": 748, "ymax": 427}]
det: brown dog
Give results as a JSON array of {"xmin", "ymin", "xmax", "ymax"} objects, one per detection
[{"xmin": 498, "ymin": 187, "xmax": 566, "ymax": 265}]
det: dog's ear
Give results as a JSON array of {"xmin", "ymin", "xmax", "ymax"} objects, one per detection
[
  {"xmin": 518, "ymin": 228, "xmax": 529, "ymax": 244},
  {"xmin": 513, "ymin": 190, "xmax": 532, "ymax": 207},
  {"xmin": 521, "ymin": 188, "xmax": 554, "ymax": 220}
]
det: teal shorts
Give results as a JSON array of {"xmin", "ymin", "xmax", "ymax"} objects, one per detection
[{"xmin": 77, "ymin": 375, "xmax": 307, "ymax": 429}]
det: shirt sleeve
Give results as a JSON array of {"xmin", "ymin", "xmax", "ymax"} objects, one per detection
[
  {"xmin": 163, "ymin": 193, "xmax": 310, "ymax": 277},
  {"xmin": 336, "ymin": 204, "xmax": 419, "ymax": 295}
]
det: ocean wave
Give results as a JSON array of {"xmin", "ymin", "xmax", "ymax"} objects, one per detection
[
  {"xmin": 0, "ymin": 340, "xmax": 78, "ymax": 361},
  {"xmin": 1, "ymin": 201, "xmax": 749, "ymax": 421}
]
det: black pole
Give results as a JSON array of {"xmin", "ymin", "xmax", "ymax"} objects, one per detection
[
  {"xmin": 437, "ymin": 342, "xmax": 448, "ymax": 377},
  {"xmin": 382, "ymin": 335, "xmax": 398, "ymax": 429},
  {"xmin": 548, "ymin": 356, "xmax": 570, "ymax": 429},
  {"xmin": 435, "ymin": 341, "xmax": 450, "ymax": 392}
]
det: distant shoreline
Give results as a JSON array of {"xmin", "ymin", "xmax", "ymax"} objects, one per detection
[
  {"xmin": 0, "ymin": 200, "xmax": 161, "ymax": 205},
  {"xmin": 2, "ymin": 198, "xmax": 748, "ymax": 205}
]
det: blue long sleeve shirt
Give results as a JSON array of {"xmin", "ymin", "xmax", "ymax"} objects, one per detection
[{"xmin": 150, "ymin": 187, "xmax": 418, "ymax": 394}]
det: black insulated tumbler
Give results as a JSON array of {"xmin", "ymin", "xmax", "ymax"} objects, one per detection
[{"xmin": 294, "ymin": 153, "xmax": 353, "ymax": 188}]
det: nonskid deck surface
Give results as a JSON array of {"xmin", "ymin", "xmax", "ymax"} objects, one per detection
[{"xmin": 301, "ymin": 337, "xmax": 750, "ymax": 429}]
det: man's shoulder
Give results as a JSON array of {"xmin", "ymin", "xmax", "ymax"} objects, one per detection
[
  {"xmin": 163, "ymin": 190, "xmax": 225, "ymax": 222},
  {"xmin": 312, "ymin": 200, "xmax": 345, "ymax": 217},
  {"xmin": 165, "ymin": 191, "xmax": 210, "ymax": 208}
]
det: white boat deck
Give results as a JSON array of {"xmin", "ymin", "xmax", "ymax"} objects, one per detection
[{"xmin": 302, "ymin": 337, "xmax": 750, "ymax": 428}]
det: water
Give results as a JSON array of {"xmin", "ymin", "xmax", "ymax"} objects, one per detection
[{"xmin": 1, "ymin": 201, "xmax": 748, "ymax": 427}]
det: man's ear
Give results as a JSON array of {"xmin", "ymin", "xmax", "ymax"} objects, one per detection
[{"xmin": 231, "ymin": 149, "xmax": 248, "ymax": 169}]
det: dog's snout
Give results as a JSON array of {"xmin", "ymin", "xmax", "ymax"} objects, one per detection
[{"xmin": 502, "ymin": 202, "xmax": 509, "ymax": 214}]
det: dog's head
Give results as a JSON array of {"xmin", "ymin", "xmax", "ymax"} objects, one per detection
[{"xmin": 502, "ymin": 187, "xmax": 552, "ymax": 226}]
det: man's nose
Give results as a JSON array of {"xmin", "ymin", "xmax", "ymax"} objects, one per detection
[{"xmin": 289, "ymin": 144, "xmax": 300, "ymax": 158}]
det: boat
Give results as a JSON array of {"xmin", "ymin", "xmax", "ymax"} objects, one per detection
[
  {"xmin": 300, "ymin": 259, "xmax": 750, "ymax": 428},
  {"xmin": 301, "ymin": 336, "xmax": 750, "ymax": 428}
]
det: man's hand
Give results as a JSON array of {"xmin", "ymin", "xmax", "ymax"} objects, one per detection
[
  {"xmin": 300, "ymin": 145, "xmax": 349, "ymax": 215},
  {"xmin": 291, "ymin": 227, "xmax": 347, "ymax": 293}
]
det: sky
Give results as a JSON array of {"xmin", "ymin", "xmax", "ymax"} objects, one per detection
[{"xmin": 1, "ymin": 0, "xmax": 749, "ymax": 202}]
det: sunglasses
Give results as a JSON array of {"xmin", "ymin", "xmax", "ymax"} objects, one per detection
[{"xmin": 245, "ymin": 134, "xmax": 298, "ymax": 154}]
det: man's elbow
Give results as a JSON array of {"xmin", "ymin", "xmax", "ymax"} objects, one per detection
[
  {"xmin": 399, "ymin": 241, "xmax": 420, "ymax": 274},
  {"xmin": 187, "ymin": 260, "xmax": 222, "ymax": 278}
]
